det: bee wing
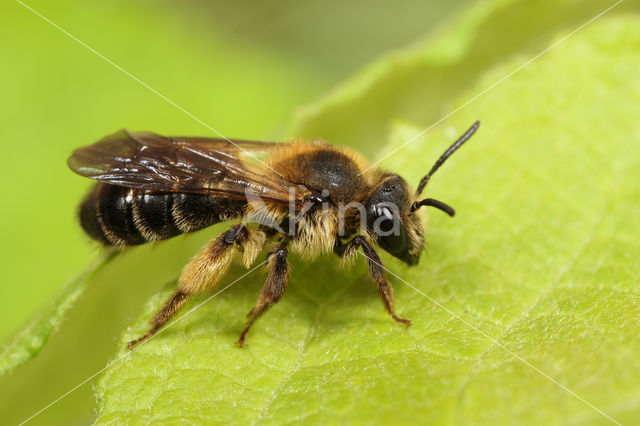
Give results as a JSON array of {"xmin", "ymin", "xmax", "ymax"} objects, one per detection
[{"xmin": 68, "ymin": 130, "xmax": 305, "ymax": 205}]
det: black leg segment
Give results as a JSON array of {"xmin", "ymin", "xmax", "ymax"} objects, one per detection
[
  {"xmin": 335, "ymin": 236, "xmax": 411, "ymax": 327},
  {"xmin": 238, "ymin": 243, "xmax": 290, "ymax": 346}
]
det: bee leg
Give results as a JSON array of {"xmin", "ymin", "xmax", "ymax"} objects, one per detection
[
  {"xmin": 128, "ymin": 224, "xmax": 249, "ymax": 350},
  {"xmin": 335, "ymin": 236, "xmax": 411, "ymax": 328},
  {"xmin": 126, "ymin": 290, "xmax": 189, "ymax": 349},
  {"xmin": 237, "ymin": 243, "xmax": 290, "ymax": 346}
]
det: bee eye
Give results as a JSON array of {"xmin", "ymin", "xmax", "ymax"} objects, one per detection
[
  {"xmin": 365, "ymin": 175, "xmax": 413, "ymax": 260},
  {"xmin": 376, "ymin": 207, "xmax": 396, "ymax": 234},
  {"xmin": 369, "ymin": 203, "xmax": 407, "ymax": 255},
  {"xmin": 379, "ymin": 225, "xmax": 407, "ymax": 255}
]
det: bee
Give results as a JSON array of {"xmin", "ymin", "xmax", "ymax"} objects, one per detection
[{"xmin": 68, "ymin": 121, "xmax": 479, "ymax": 348}]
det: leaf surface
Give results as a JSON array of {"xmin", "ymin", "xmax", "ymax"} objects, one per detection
[
  {"xmin": 95, "ymin": 2, "xmax": 640, "ymax": 424},
  {"xmin": 0, "ymin": 254, "xmax": 114, "ymax": 374}
]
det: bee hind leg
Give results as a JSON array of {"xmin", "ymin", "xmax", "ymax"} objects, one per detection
[
  {"xmin": 237, "ymin": 243, "xmax": 290, "ymax": 346},
  {"xmin": 335, "ymin": 236, "xmax": 411, "ymax": 328},
  {"xmin": 128, "ymin": 224, "xmax": 260, "ymax": 350},
  {"xmin": 127, "ymin": 290, "xmax": 188, "ymax": 349}
]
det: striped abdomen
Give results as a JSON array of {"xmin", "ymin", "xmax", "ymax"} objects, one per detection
[{"xmin": 79, "ymin": 183, "xmax": 245, "ymax": 246}]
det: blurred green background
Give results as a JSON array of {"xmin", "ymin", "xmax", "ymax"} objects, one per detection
[{"xmin": 1, "ymin": 0, "xmax": 468, "ymax": 423}]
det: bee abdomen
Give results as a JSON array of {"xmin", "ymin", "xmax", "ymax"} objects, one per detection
[{"xmin": 79, "ymin": 183, "xmax": 245, "ymax": 246}]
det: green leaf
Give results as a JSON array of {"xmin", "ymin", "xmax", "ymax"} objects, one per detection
[
  {"xmin": 0, "ymin": 253, "xmax": 114, "ymax": 374},
  {"xmin": 96, "ymin": 2, "xmax": 640, "ymax": 425}
]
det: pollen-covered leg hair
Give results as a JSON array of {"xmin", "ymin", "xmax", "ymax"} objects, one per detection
[
  {"xmin": 335, "ymin": 236, "xmax": 411, "ymax": 327},
  {"xmin": 239, "ymin": 226, "xmax": 268, "ymax": 268},
  {"xmin": 128, "ymin": 224, "xmax": 255, "ymax": 349},
  {"xmin": 237, "ymin": 243, "xmax": 290, "ymax": 346}
]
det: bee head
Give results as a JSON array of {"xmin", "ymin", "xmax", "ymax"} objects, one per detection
[
  {"xmin": 365, "ymin": 174, "xmax": 424, "ymax": 265},
  {"xmin": 365, "ymin": 121, "xmax": 480, "ymax": 265}
]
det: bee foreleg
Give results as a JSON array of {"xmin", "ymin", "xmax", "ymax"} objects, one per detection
[
  {"xmin": 237, "ymin": 243, "xmax": 290, "ymax": 346},
  {"xmin": 335, "ymin": 236, "xmax": 411, "ymax": 328},
  {"xmin": 128, "ymin": 224, "xmax": 250, "ymax": 349}
]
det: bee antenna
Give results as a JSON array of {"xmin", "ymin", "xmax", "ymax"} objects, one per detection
[
  {"xmin": 411, "ymin": 198, "xmax": 455, "ymax": 216},
  {"xmin": 416, "ymin": 120, "xmax": 480, "ymax": 195}
]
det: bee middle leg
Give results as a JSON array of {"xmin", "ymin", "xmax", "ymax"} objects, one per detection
[
  {"xmin": 237, "ymin": 242, "xmax": 290, "ymax": 346},
  {"xmin": 335, "ymin": 236, "xmax": 411, "ymax": 327},
  {"xmin": 128, "ymin": 224, "xmax": 266, "ymax": 349}
]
